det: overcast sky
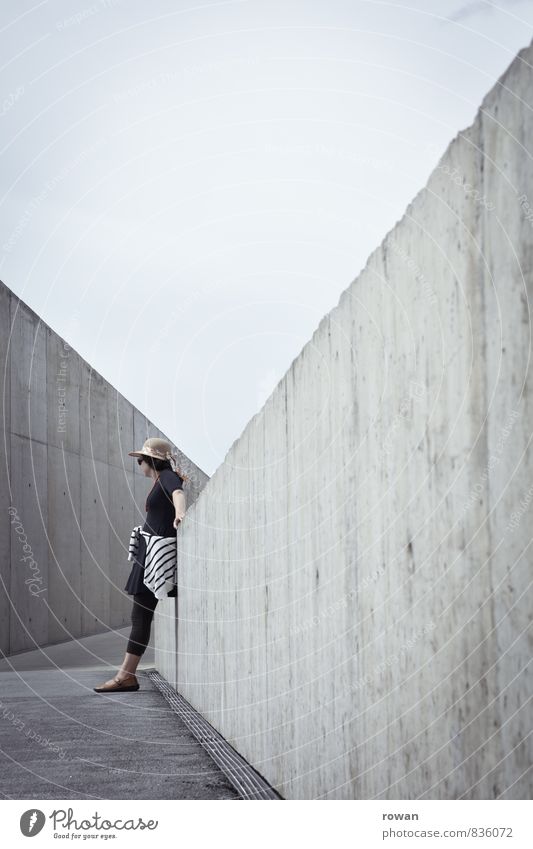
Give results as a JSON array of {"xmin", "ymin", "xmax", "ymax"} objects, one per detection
[{"xmin": 1, "ymin": 0, "xmax": 532, "ymax": 476}]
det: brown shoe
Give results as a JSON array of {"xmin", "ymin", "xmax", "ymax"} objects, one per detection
[{"xmin": 93, "ymin": 675, "xmax": 139, "ymax": 693}]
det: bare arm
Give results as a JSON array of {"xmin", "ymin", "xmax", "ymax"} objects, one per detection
[{"xmin": 172, "ymin": 489, "xmax": 187, "ymax": 528}]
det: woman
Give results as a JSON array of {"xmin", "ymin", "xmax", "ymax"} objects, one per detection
[{"xmin": 94, "ymin": 438, "xmax": 187, "ymax": 693}]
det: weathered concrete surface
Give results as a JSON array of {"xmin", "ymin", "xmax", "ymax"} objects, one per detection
[
  {"xmin": 166, "ymin": 41, "xmax": 533, "ymax": 798},
  {"xmin": 0, "ymin": 280, "xmax": 209, "ymax": 655},
  {"xmin": 0, "ymin": 630, "xmax": 240, "ymax": 799}
]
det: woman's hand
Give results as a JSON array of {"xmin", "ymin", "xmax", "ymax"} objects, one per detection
[{"xmin": 172, "ymin": 490, "xmax": 186, "ymax": 530}]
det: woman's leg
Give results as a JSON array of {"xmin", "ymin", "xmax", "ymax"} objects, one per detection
[
  {"xmin": 96, "ymin": 592, "xmax": 159, "ymax": 687},
  {"xmin": 125, "ymin": 591, "xmax": 159, "ymax": 658}
]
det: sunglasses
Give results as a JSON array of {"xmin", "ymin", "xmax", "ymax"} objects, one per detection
[{"xmin": 137, "ymin": 458, "xmax": 144, "ymax": 465}]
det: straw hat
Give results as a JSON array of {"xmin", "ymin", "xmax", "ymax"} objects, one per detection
[{"xmin": 128, "ymin": 438, "xmax": 189, "ymax": 481}]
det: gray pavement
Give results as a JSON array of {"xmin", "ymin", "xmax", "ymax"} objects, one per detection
[{"xmin": 0, "ymin": 629, "xmax": 240, "ymax": 800}]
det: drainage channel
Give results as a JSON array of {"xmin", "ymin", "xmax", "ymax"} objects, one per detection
[{"xmin": 145, "ymin": 669, "xmax": 282, "ymax": 800}]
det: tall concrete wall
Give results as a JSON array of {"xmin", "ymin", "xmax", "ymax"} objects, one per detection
[
  {"xmin": 0, "ymin": 280, "xmax": 208, "ymax": 656},
  {"xmin": 164, "ymin": 40, "xmax": 533, "ymax": 798}
]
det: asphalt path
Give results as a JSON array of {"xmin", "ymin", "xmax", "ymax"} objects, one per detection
[{"xmin": 0, "ymin": 628, "xmax": 240, "ymax": 800}]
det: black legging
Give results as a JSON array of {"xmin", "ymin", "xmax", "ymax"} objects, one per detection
[{"xmin": 126, "ymin": 591, "xmax": 159, "ymax": 656}]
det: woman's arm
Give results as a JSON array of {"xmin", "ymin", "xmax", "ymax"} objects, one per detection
[{"xmin": 172, "ymin": 489, "xmax": 187, "ymax": 528}]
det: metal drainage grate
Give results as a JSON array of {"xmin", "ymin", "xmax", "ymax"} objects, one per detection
[{"xmin": 145, "ymin": 669, "xmax": 282, "ymax": 800}]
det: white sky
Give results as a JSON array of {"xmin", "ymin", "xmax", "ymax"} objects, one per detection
[{"xmin": 1, "ymin": 0, "xmax": 532, "ymax": 476}]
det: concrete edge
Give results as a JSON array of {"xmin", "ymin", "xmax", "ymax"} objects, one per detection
[{"xmin": 146, "ymin": 669, "xmax": 283, "ymax": 801}]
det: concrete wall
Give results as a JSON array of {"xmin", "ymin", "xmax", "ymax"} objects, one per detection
[
  {"xmin": 165, "ymin": 40, "xmax": 533, "ymax": 798},
  {"xmin": 0, "ymin": 280, "xmax": 209, "ymax": 656}
]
